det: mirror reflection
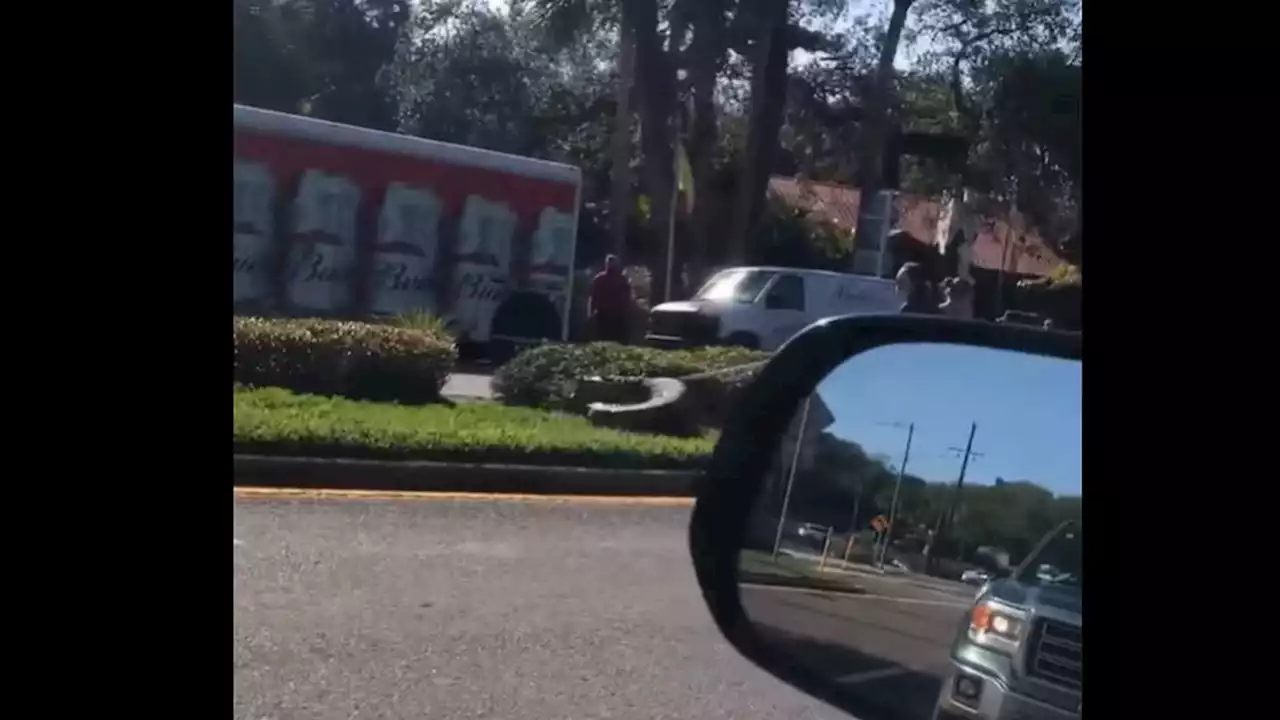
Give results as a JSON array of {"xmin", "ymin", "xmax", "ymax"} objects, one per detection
[{"xmin": 738, "ymin": 343, "xmax": 1081, "ymax": 720}]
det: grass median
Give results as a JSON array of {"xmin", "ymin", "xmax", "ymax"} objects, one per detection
[
  {"xmin": 234, "ymin": 386, "xmax": 715, "ymax": 470},
  {"xmin": 738, "ymin": 549, "xmax": 868, "ymax": 595}
]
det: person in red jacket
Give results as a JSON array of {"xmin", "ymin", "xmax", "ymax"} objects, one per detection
[{"xmin": 588, "ymin": 254, "xmax": 633, "ymax": 343}]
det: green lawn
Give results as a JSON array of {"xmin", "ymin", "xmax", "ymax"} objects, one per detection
[{"xmin": 234, "ymin": 386, "xmax": 715, "ymax": 470}]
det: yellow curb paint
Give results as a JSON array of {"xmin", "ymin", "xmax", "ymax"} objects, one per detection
[{"xmin": 233, "ymin": 487, "xmax": 695, "ymax": 507}]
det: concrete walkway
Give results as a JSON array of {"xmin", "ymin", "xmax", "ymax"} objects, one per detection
[{"xmin": 442, "ymin": 371, "xmax": 495, "ymax": 400}]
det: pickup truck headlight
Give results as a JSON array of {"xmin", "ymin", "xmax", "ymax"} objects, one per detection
[{"xmin": 967, "ymin": 601, "xmax": 1028, "ymax": 655}]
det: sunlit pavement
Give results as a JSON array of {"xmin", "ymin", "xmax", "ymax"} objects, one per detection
[{"xmin": 234, "ymin": 497, "xmax": 848, "ymax": 720}]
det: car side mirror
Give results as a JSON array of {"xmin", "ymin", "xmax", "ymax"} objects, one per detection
[{"xmin": 686, "ymin": 315, "xmax": 1082, "ymax": 720}]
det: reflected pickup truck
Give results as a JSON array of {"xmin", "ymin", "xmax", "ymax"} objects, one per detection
[{"xmin": 934, "ymin": 521, "xmax": 1082, "ymax": 720}]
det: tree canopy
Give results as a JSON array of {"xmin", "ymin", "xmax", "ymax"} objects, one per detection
[
  {"xmin": 234, "ymin": 0, "xmax": 1083, "ymax": 280},
  {"xmin": 787, "ymin": 430, "xmax": 1080, "ymax": 565}
]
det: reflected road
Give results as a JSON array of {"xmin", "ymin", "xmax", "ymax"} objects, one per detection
[{"xmin": 741, "ymin": 572, "xmax": 974, "ymax": 719}]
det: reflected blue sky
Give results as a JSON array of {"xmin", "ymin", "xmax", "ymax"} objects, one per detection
[{"xmin": 814, "ymin": 343, "xmax": 1082, "ymax": 496}]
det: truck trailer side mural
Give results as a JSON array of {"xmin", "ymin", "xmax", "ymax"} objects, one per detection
[{"xmin": 232, "ymin": 104, "xmax": 583, "ymax": 346}]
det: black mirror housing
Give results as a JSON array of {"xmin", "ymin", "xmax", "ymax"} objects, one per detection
[{"xmin": 687, "ymin": 315, "xmax": 1081, "ymax": 720}]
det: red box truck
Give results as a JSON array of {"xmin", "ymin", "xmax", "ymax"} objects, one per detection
[{"xmin": 233, "ymin": 104, "xmax": 582, "ymax": 355}]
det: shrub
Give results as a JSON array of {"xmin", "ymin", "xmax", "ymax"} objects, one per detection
[
  {"xmin": 492, "ymin": 342, "xmax": 769, "ymax": 413},
  {"xmin": 381, "ymin": 309, "xmax": 457, "ymax": 337},
  {"xmin": 678, "ymin": 361, "xmax": 767, "ymax": 429},
  {"xmin": 234, "ymin": 316, "xmax": 457, "ymax": 404}
]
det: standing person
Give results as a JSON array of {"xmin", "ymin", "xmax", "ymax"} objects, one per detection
[
  {"xmin": 895, "ymin": 262, "xmax": 938, "ymax": 315},
  {"xmin": 939, "ymin": 276, "xmax": 975, "ymax": 319},
  {"xmin": 588, "ymin": 254, "xmax": 633, "ymax": 343}
]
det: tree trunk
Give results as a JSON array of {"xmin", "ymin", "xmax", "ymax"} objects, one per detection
[
  {"xmin": 685, "ymin": 1, "xmax": 728, "ymax": 287},
  {"xmin": 851, "ymin": 0, "xmax": 914, "ymax": 268},
  {"xmin": 624, "ymin": 0, "xmax": 678, "ymax": 303},
  {"xmin": 727, "ymin": 0, "xmax": 791, "ymax": 266},
  {"xmin": 687, "ymin": 84, "xmax": 717, "ymax": 287},
  {"xmin": 609, "ymin": 15, "xmax": 636, "ymax": 259}
]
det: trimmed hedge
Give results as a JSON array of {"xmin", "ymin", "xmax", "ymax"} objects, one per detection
[
  {"xmin": 492, "ymin": 342, "xmax": 770, "ymax": 412},
  {"xmin": 234, "ymin": 316, "xmax": 457, "ymax": 404}
]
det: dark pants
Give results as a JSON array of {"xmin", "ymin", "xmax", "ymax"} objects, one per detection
[{"xmin": 591, "ymin": 312, "xmax": 630, "ymax": 344}]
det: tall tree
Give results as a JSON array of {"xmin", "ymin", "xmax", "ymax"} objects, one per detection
[
  {"xmin": 977, "ymin": 50, "xmax": 1081, "ymax": 265},
  {"xmin": 233, "ymin": 0, "xmax": 410, "ymax": 129},
  {"xmin": 725, "ymin": 0, "xmax": 793, "ymax": 266},
  {"xmin": 723, "ymin": 0, "xmax": 843, "ymax": 266},
  {"xmin": 682, "ymin": 0, "xmax": 733, "ymax": 285},
  {"xmin": 913, "ymin": 0, "xmax": 1081, "ymax": 263},
  {"xmin": 621, "ymin": 0, "xmax": 681, "ymax": 301},
  {"xmin": 234, "ymin": 0, "xmax": 312, "ymax": 112},
  {"xmin": 389, "ymin": 1, "xmax": 613, "ymax": 162},
  {"xmin": 529, "ymin": 0, "xmax": 634, "ymax": 257},
  {"xmin": 850, "ymin": 0, "xmax": 917, "ymax": 263},
  {"xmin": 610, "ymin": 14, "xmax": 636, "ymax": 259},
  {"xmin": 533, "ymin": 0, "xmax": 683, "ymax": 298},
  {"xmin": 780, "ymin": 14, "xmax": 891, "ymax": 186}
]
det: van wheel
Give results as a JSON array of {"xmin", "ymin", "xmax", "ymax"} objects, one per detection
[{"xmin": 724, "ymin": 332, "xmax": 760, "ymax": 349}]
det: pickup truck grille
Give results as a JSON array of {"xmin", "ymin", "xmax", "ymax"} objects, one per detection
[{"xmin": 1025, "ymin": 618, "xmax": 1082, "ymax": 691}]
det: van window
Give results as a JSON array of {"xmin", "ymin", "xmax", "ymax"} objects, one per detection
[
  {"xmin": 695, "ymin": 269, "xmax": 777, "ymax": 303},
  {"xmin": 765, "ymin": 274, "xmax": 805, "ymax": 311}
]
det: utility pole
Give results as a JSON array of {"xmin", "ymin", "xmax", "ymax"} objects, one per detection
[
  {"xmin": 945, "ymin": 422, "xmax": 982, "ymax": 529},
  {"xmin": 926, "ymin": 422, "xmax": 980, "ymax": 572},
  {"xmin": 841, "ymin": 483, "xmax": 863, "ymax": 566},
  {"xmin": 772, "ymin": 396, "xmax": 813, "ymax": 560},
  {"xmin": 877, "ymin": 421, "xmax": 914, "ymax": 568}
]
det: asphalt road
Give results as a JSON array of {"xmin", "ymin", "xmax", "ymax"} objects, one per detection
[
  {"xmin": 740, "ymin": 572, "xmax": 975, "ymax": 719},
  {"xmin": 233, "ymin": 496, "xmax": 844, "ymax": 720}
]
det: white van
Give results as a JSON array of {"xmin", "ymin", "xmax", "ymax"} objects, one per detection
[{"xmin": 645, "ymin": 266, "xmax": 900, "ymax": 351}]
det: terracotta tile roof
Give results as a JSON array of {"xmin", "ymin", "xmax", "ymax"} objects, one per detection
[
  {"xmin": 766, "ymin": 176, "xmax": 1065, "ymax": 277},
  {"xmin": 966, "ymin": 215, "xmax": 1066, "ymax": 277}
]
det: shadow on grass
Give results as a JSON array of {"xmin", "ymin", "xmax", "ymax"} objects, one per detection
[
  {"xmin": 233, "ymin": 382, "xmax": 457, "ymax": 408},
  {"xmin": 335, "ymin": 391, "xmax": 457, "ymax": 407}
]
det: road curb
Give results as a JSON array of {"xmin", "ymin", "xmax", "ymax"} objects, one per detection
[{"xmin": 234, "ymin": 454, "xmax": 701, "ymax": 497}]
